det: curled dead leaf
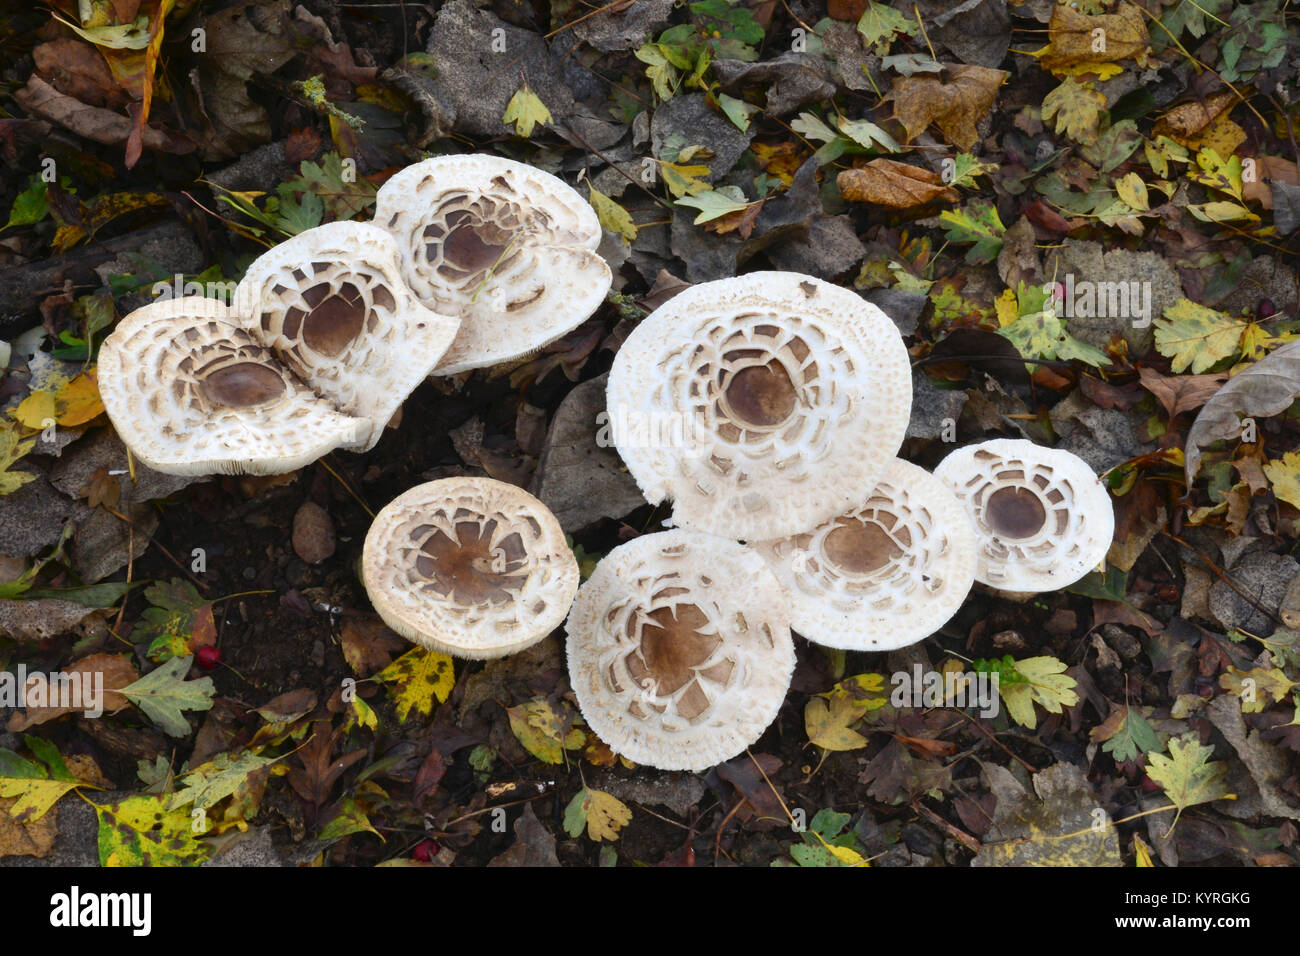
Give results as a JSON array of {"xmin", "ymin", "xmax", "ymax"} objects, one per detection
[
  {"xmin": 838, "ymin": 159, "xmax": 960, "ymax": 208},
  {"xmin": 885, "ymin": 64, "xmax": 1007, "ymax": 151}
]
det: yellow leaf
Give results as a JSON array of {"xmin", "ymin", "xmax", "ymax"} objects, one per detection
[
  {"xmin": 0, "ymin": 778, "xmax": 82, "ymax": 823},
  {"xmin": 1188, "ymin": 200, "xmax": 1258, "ymax": 223},
  {"xmin": 1042, "ymin": 78, "xmax": 1107, "ymax": 144},
  {"xmin": 1218, "ymin": 666, "xmax": 1297, "ymax": 713},
  {"xmin": 999, "ymin": 656, "xmax": 1078, "ymax": 730},
  {"xmin": 1264, "ymin": 452, "xmax": 1300, "ymax": 511},
  {"xmin": 502, "ymin": 82, "xmax": 552, "ymax": 138},
  {"xmin": 1133, "ymin": 834, "xmax": 1154, "ymax": 867},
  {"xmin": 995, "ymin": 288, "xmax": 1019, "ymax": 328},
  {"xmin": 13, "ymin": 391, "xmax": 56, "ymax": 430},
  {"xmin": 54, "ymin": 370, "xmax": 105, "ymax": 427},
  {"xmin": 506, "ymin": 698, "xmax": 583, "ymax": 764},
  {"xmin": 582, "ymin": 787, "xmax": 631, "ymax": 842},
  {"xmin": 1145, "ymin": 734, "xmax": 1234, "ymax": 835},
  {"xmin": 588, "ymin": 185, "xmax": 637, "ymax": 243},
  {"xmin": 1153, "ymin": 299, "xmax": 1246, "ymax": 374},
  {"xmin": 811, "ymin": 829, "xmax": 869, "ymax": 866},
  {"xmin": 659, "ymin": 162, "xmax": 711, "ymax": 198},
  {"xmin": 375, "ymin": 647, "xmax": 455, "ymax": 722},
  {"xmin": 0, "ymin": 424, "xmax": 37, "ymax": 496},
  {"xmin": 1115, "ymin": 172, "xmax": 1149, "ymax": 211},
  {"xmin": 805, "ymin": 694, "xmax": 869, "ymax": 751}
]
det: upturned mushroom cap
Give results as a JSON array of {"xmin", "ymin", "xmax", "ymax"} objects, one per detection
[
  {"xmin": 372, "ymin": 154, "xmax": 612, "ymax": 374},
  {"xmin": 97, "ymin": 296, "xmax": 364, "ymax": 475},
  {"xmin": 565, "ymin": 529, "xmax": 795, "ymax": 771},
  {"xmin": 234, "ymin": 221, "xmax": 460, "ymax": 450},
  {"xmin": 605, "ymin": 272, "xmax": 912, "ymax": 541},
  {"xmin": 362, "ymin": 477, "xmax": 579, "ymax": 659},
  {"xmin": 933, "ymin": 438, "xmax": 1115, "ymax": 593},
  {"xmin": 755, "ymin": 458, "xmax": 977, "ymax": 651}
]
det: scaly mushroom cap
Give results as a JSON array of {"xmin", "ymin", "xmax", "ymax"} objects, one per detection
[
  {"xmin": 235, "ymin": 221, "xmax": 460, "ymax": 450},
  {"xmin": 933, "ymin": 438, "xmax": 1115, "ymax": 592},
  {"xmin": 97, "ymin": 296, "xmax": 363, "ymax": 476},
  {"xmin": 755, "ymin": 459, "xmax": 977, "ymax": 651},
  {"xmin": 372, "ymin": 154, "xmax": 611, "ymax": 374},
  {"xmin": 606, "ymin": 272, "xmax": 912, "ymax": 541},
  {"xmin": 362, "ymin": 477, "xmax": 580, "ymax": 659},
  {"xmin": 566, "ymin": 530, "xmax": 795, "ymax": 771}
]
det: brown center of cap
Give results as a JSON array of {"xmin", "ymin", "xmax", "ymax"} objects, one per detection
[
  {"xmin": 822, "ymin": 519, "xmax": 903, "ymax": 574},
  {"xmin": 625, "ymin": 603, "xmax": 729, "ymax": 720},
  {"xmin": 984, "ymin": 486, "xmax": 1047, "ymax": 539},
  {"xmin": 725, "ymin": 363, "xmax": 797, "ymax": 428},
  {"xmin": 429, "ymin": 209, "xmax": 511, "ymax": 275},
  {"xmin": 414, "ymin": 520, "xmax": 526, "ymax": 604},
  {"xmin": 301, "ymin": 282, "xmax": 366, "ymax": 356},
  {"xmin": 201, "ymin": 362, "xmax": 287, "ymax": 408}
]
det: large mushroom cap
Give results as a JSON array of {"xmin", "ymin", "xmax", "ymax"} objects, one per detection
[
  {"xmin": 372, "ymin": 154, "xmax": 611, "ymax": 374},
  {"xmin": 362, "ymin": 477, "xmax": 579, "ymax": 659},
  {"xmin": 97, "ymin": 296, "xmax": 363, "ymax": 475},
  {"xmin": 606, "ymin": 272, "xmax": 912, "ymax": 541},
  {"xmin": 566, "ymin": 529, "xmax": 795, "ymax": 772},
  {"xmin": 235, "ymin": 221, "xmax": 460, "ymax": 451},
  {"xmin": 934, "ymin": 438, "xmax": 1115, "ymax": 593},
  {"xmin": 755, "ymin": 458, "xmax": 977, "ymax": 651}
]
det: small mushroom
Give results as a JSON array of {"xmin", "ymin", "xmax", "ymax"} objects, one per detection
[
  {"xmin": 235, "ymin": 220, "xmax": 460, "ymax": 450},
  {"xmin": 605, "ymin": 272, "xmax": 912, "ymax": 541},
  {"xmin": 362, "ymin": 477, "xmax": 579, "ymax": 659},
  {"xmin": 933, "ymin": 438, "xmax": 1115, "ymax": 593},
  {"xmin": 97, "ymin": 296, "xmax": 363, "ymax": 475},
  {"xmin": 565, "ymin": 529, "xmax": 795, "ymax": 771},
  {"xmin": 372, "ymin": 154, "xmax": 612, "ymax": 374},
  {"xmin": 754, "ymin": 458, "xmax": 977, "ymax": 651}
]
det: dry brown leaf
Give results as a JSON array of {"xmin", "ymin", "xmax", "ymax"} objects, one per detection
[
  {"xmin": 1243, "ymin": 157, "xmax": 1299, "ymax": 209},
  {"xmin": 1040, "ymin": 2, "xmax": 1149, "ymax": 74},
  {"xmin": 6, "ymin": 653, "xmax": 138, "ymax": 732},
  {"xmin": 838, "ymin": 159, "xmax": 960, "ymax": 208},
  {"xmin": 1137, "ymin": 366, "xmax": 1228, "ymax": 419},
  {"xmin": 0, "ymin": 797, "xmax": 57, "ymax": 859},
  {"xmin": 1152, "ymin": 90, "xmax": 1237, "ymax": 143},
  {"xmin": 32, "ymin": 39, "xmax": 127, "ymax": 110},
  {"xmin": 886, "ymin": 65, "xmax": 1007, "ymax": 150},
  {"xmin": 340, "ymin": 616, "xmax": 407, "ymax": 677},
  {"xmin": 13, "ymin": 76, "xmax": 194, "ymax": 156}
]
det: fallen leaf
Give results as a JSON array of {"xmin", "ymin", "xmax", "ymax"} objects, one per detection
[
  {"xmin": 7, "ymin": 654, "xmax": 139, "ymax": 732},
  {"xmin": 1154, "ymin": 299, "xmax": 1246, "ymax": 374},
  {"xmin": 1264, "ymin": 452, "xmax": 1300, "ymax": 510},
  {"xmin": 1039, "ymin": 2, "xmax": 1149, "ymax": 76},
  {"xmin": 1137, "ymin": 366, "xmax": 1228, "ymax": 418},
  {"xmin": 376, "ymin": 647, "xmax": 456, "ymax": 722},
  {"xmin": 1145, "ymin": 734, "xmax": 1234, "ymax": 834},
  {"xmin": 838, "ymin": 159, "xmax": 959, "ymax": 208},
  {"xmin": 563, "ymin": 786, "xmax": 632, "ymax": 842},
  {"xmin": 506, "ymin": 698, "xmax": 584, "ymax": 764},
  {"xmin": 885, "ymin": 64, "xmax": 1007, "ymax": 150},
  {"xmin": 1042, "ymin": 77, "xmax": 1107, "ymax": 144},
  {"xmin": 95, "ymin": 794, "xmax": 212, "ymax": 866},
  {"xmin": 118, "ymin": 655, "xmax": 216, "ymax": 737}
]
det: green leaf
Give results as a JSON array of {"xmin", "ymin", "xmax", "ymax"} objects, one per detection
[
  {"xmin": 588, "ymin": 185, "xmax": 637, "ymax": 242},
  {"xmin": 1153, "ymin": 299, "xmax": 1246, "ymax": 373},
  {"xmin": 856, "ymin": 1, "xmax": 917, "ymax": 55},
  {"xmin": 675, "ymin": 185, "xmax": 751, "ymax": 224},
  {"xmin": 718, "ymin": 92, "xmax": 757, "ymax": 132},
  {"xmin": 635, "ymin": 43, "xmax": 680, "ymax": 101},
  {"xmin": 0, "ymin": 738, "xmax": 93, "ymax": 823},
  {"xmin": 502, "ymin": 82, "xmax": 553, "ymax": 138},
  {"xmin": 167, "ymin": 751, "xmax": 279, "ymax": 811},
  {"xmin": 938, "ymin": 200, "xmax": 1005, "ymax": 264},
  {"xmin": 319, "ymin": 796, "xmax": 382, "ymax": 842},
  {"xmin": 562, "ymin": 786, "xmax": 631, "ymax": 841},
  {"xmin": 136, "ymin": 579, "xmax": 216, "ymax": 663},
  {"xmin": 992, "ymin": 656, "xmax": 1078, "ymax": 729},
  {"xmin": 276, "ymin": 189, "xmax": 324, "ymax": 235},
  {"xmin": 118, "ymin": 656, "xmax": 216, "ymax": 737},
  {"xmin": 1099, "ymin": 706, "xmax": 1160, "ymax": 762},
  {"xmin": 999, "ymin": 310, "xmax": 1109, "ymax": 368},
  {"xmin": 837, "ymin": 118, "xmax": 900, "ymax": 153},
  {"xmin": 3, "ymin": 178, "xmax": 50, "ymax": 230}
]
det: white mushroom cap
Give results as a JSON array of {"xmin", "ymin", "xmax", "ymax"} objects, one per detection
[
  {"xmin": 565, "ymin": 529, "xmax": 795, "ymax": 772},
  {"xmin": 234, "ymin": 221, "xmax": 460, "ymax": 451},
  {"xmin": 97, "ymin": 296, "xmax": 364, "ymax": 476},
  {"xmin": 362, "ymin": 477, "xmax": 580, "ymax": 659},
  {"xmin": 933, "ymin": 438, "xmax": 1115, "ymax": 593},
  {"xmin": 605, "ymin": 272, "xmax": 912, "ymax": 541},
  {"xmin": 372, "ymin": 154, "xmax": 612, "ymax": 374},
  {"xmin": 755, "ymin": 458, "xmax": 977, "ymax": 651}
]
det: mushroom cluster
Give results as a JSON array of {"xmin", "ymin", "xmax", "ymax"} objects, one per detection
[
  {"xmin": 98, "ymin": 155, "xmax": 611, "ymax": 476},
  {"xmin": 566, "ymin": 271, "xmax": 1115, "ymax": 769}
]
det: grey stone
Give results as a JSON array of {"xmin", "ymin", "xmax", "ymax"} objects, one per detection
[
  {"xmin": 424, "ymin": 0, "xmax": 574, "ymax": 140},
  {"xmin": 203, "ymin": 826, "xmax": 286, "ymax": 866},
  {"xmin": 712, "ymin": 54, "xmax": 836, "ymax": 116},
  {"xmin": 207, "ymin": 140, "xmax": 292, "ymax": 192},
  {"xmin": 821, "ymin": 21, "xmax": 877, "ymax": 92},
  {"xmin": 0, "ymin": 476, "xmax": 85, "ymax": 558},
  {"xmin": 592, "ymin": 769, "xmax": 706, "ymax": 817},
  {"xmin": 573, "ymin": 0, "xmax": 676, "ymax": 52},
  {"xmin": 1209, "ymin": 550, "xmax": 1300, "ymax": 636},
  {"xmin": 1050, "ymin": 393, "xmax": 1149, "ymax": 472},
  {"xmin": 49, "ymin": 428, "xmax": 196, "ymax": 505},
  {"xmin": 864, "ymin": 288, "xmax": 926, "ymax": 336},
  {"xmin": 530, "ymin": 374, "xmax": 645, "ymax": 532},
  {"xmin": 766, "ymin": 215, "xmax": 865, "ymax": 280},
  {"xmin": 907, "ymin": 369, "xmax": 967, "ymax": 440},
  {"xmin": 651, "ymin": 94, "xmax": 753, "ymax": 183},
  {"xmin": 0, "ymin": 788, "xmax": 105, "ymax": 866},
  {"xmin": 1217, "ymin": 256, "xmax": 1298, "ymax": 319},
  {"xmin": 926, "ymin": 0, "xmax": 1011, "ymax": 68}
]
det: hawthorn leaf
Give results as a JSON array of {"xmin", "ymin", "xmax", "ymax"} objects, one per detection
[
  {"xmin": 507, "ymin": 699, "xmax": 584, "ymax": 764},
  {"xmin": 0, "ymin": 425, "xmax": 38, "ymax": 496},
  {"xmin": 502, "ymin": 82, "xmax": 552, "ymax": 138},
  {"xmin": 563, "ymin": 786, "xmax": 631, "ymax": 842},
  {"xmin": 676, "ymin": 185, "xmax": 750, "ymax": 224},
  {"xmin": 996, "ymin": 656, "xmax": 1079, "ymax": 729},
  {"xmin": 1153, "ymin": 299, "xmax": 1246, "ymax": 374},
  {"xmin": 1042, "ymin": 77, "xmax": 1106, "ymax": 144},
  {"xmin": 376, "ymin": 647, "xmax": 455, "ymax": 722},
  {"xmin": 96, "ymin": 794, "xmax": 212, "ymax": 866},
  {"xmin": 939, "ymin": 200, "xmax": 1005, "ymax": 264},
  {"xmin": 588, "ymin": 184, "xmax": 637, "ymax": 242},
  {"xmin": 1145, "ymin": 734, "xmax": 1233, "ymax": 833},
  {"xmin": 118, "ymin": 655, "xmax": 215, "ymax": 737},
  {"xmin": 167, "ymin": 751, "xmax": 279, "ymax": 811},
  {"xmin": 1090, "ymin": 705, "xmax": 1160, "ymax": 762}
]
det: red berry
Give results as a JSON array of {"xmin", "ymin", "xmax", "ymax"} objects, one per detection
[
  {"xmin": 1259, "ymin": 298, "xmax": 1277, "ymax": 319},
  {"xmin": 413, "ymin": 840, "xmax": 438, "ymax": 861},
  {"xmin": 196, "ymin": 645, "xmax": 221, "ymax": 669}
]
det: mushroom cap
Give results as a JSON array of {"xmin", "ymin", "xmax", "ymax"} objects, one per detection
[
  {"xmin": 605, "ymin": 272, "xmax": 912, "ymax": 541},
  {"xmin": 234, "ymin": 221, "xmax": 460, "ymax": 451},
  {"xmin": 362, "ymin": 477, "xmax": 579, "ymax": 659},
  {"xmin": 755, "ymin": 458, "xmax": 978, "ymax": 651},
  {"xmin": 565, "ymin": 529, "xmax": 795, "ymax": 772},
  {"xmin": 97, "ymin": 296, "xmax": 363, "ymax": 476},
  {"xmin": 372, "ymin": 154, "xmax": 612, "ymax": 374},
  {"xmin": 933, "ymin": 438, "xmax": 1115, "ymax": 593}
]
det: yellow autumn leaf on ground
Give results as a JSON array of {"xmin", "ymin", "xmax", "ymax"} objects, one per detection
[
  {"xmin": 1263, "ymin": 452, "xmax": 1300, "ymax": 510},
  {"xmin": 659, "ymin": 161, "xmax": 711, "ymax": 198},
  {"xmin": 54, "ymin": 370, "xmax": 105, "ymax": 426},
  {"xmin": 1144, "ymin": 734, "xmax": 1234, "ymax": 835},
  {"xmin": 1218, "ymin": 665, "xmax": 1298, "ymax": 712},
  {"xmin": 502, "ymin": 82, "xmax": 552, "ymax": 138},
  {"xmin": 0, "ymin": 424, "xmax": 38, "ymax": 496},
  {"xmin": 1115, "ymin": 172, "xmax": 1149, "ymax": 211},
  {"xmin": 376, "ymin": 647, "xmax": 455, "ymax": 721},
  {"xmin": 995, "ymin": 288, "xmax": 1019, "ymax": 328},
  {"xmin": 12, "ymin": 390, "xmax": 56, "ymax": 430},
  {"xmin": 1153, "ymin": 299, "xmax": 1246, "ymax": 373},
  {"xmin": 96, "ymin": 794, "xmax": 212, "ymax": 866},
  {"xmin": 506, "ymin": 698, "xmax": 584, "ymax": 764},
  {"xmin": 999, "ymin": 656, "xmax": 1078, "ymax": 729},
  {"xmin": 805, "ymin": 694, "xmax": 870, "ymax": 751},
  {"xmin": 1042, "ymin": 77, "xmax": 1106, "ymax": 144},
  {"xmin": 1038, "ymin": 2, "xmax": 1149, "ymax": 77},
  {"xmin": 587, "ymin": 184, "xmax": 637, "ymax": 242},
  {"xmin": 563, "ymin": 786, "xmax": 631, "ymax": 842},
  {"xmin": 1133, "ymin": 834, "xmax": 1155, "ymax": 867}
]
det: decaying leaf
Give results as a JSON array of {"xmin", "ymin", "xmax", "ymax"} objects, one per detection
[
  {"xmin": 118, "ymin": 655, "xmax": 216, "ymax": 737},
  {"xmin": 1144, "ymin": 734, "xmax": 1234, "ymax": 834},
  {"xmin": 885, "ymin": 65, "xmax": 1007, "ymax": 151},
  {"xmin": 1154, "ymin": 299, "xmax": 1247, "ymax": 375},
  {"xmin": 837, "ymin": 159, "xmax": 959, "ymax": 208},
  {"xmin": 1038, "ymin": 2, "xmax": 1149, "ymax": 77},
  {"xmin": 375, "ymin": 647, "xmax": 456, "ymax": 722},
  {"xmin": 563, "ymin": 786, "xmax": 632, "ymax": 842},
  {"xmin": 506, "ymin": 698, "xmax": 584, "ymax": 764},
  {"xmin": 95, "ymin": 794, "xmax": 213, "ymax": 866}
]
